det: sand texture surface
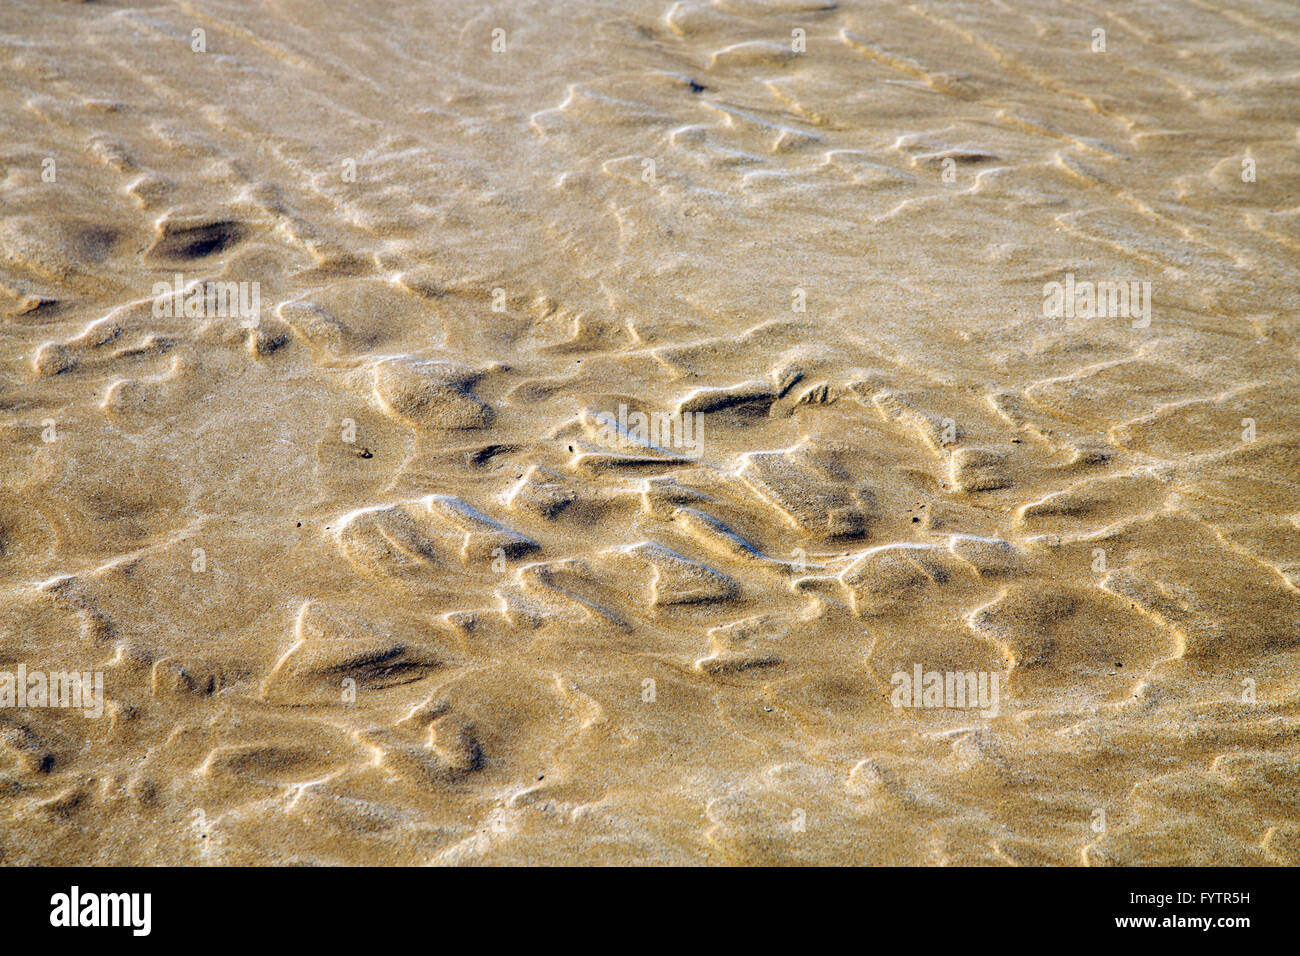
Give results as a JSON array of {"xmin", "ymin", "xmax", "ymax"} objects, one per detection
[{"xmin": 2, "ymin": 0, "xmax": 1299, "ymax": 865}]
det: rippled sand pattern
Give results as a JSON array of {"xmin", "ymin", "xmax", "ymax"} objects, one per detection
[{"xmin": 2, "ymin": 0, "xmax": 1299, "ymax": 865}]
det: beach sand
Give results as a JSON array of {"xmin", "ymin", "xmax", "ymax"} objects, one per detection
[{"xmin": 1, "ymin": 0, "xmax": 1298, "ymax": 865}]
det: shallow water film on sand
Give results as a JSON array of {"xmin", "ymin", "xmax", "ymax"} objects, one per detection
[{"xmin": 1, "ymin": 0, "xmax": 1298, "ymax": 866}]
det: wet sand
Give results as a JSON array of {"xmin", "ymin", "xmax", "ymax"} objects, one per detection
[{"xmin": 1, "ymin": 0, "xmax": 1298, "ymax": 864}]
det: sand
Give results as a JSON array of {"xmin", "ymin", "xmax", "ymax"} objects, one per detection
[{"xmin": 1, "ymin": 0, "xmax": 1298, "ymax": 865}]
